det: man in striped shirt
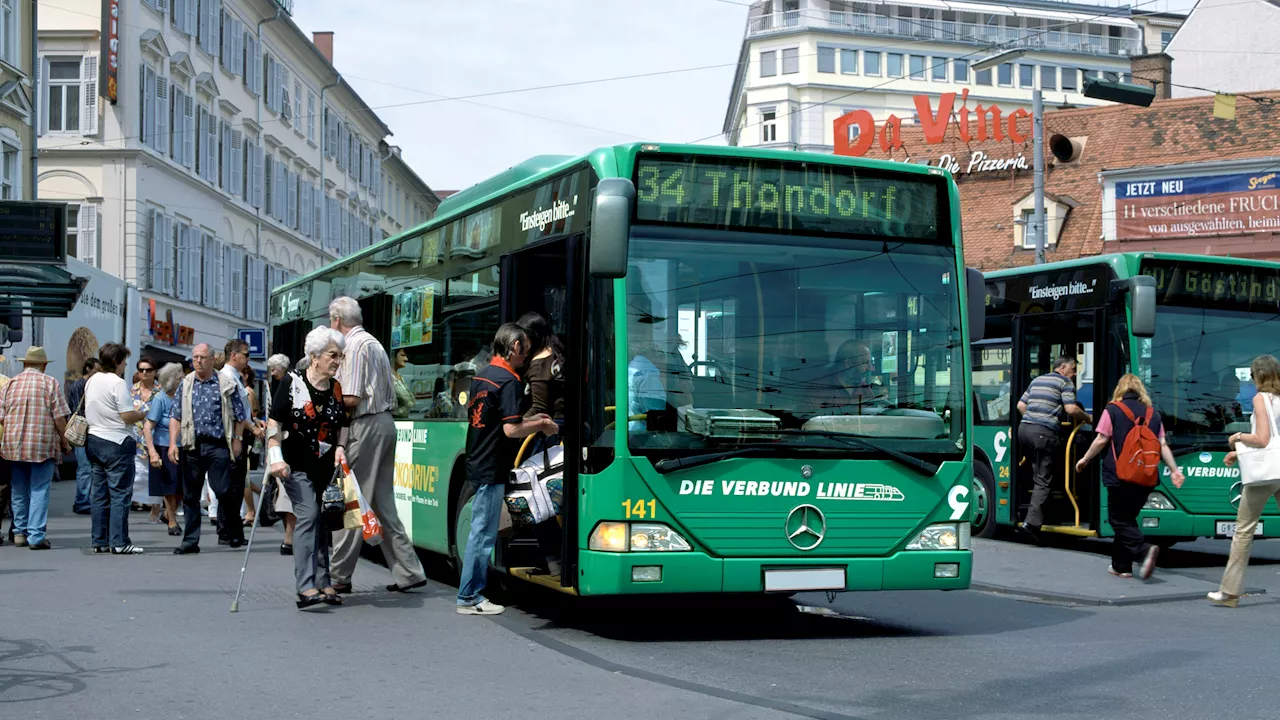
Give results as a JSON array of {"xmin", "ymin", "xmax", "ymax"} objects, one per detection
[
  {"xmin": 327, "ymin": 297, "xmax": 427, "ymax": 594},
  {"xmin": 1016, "ymin": 356, "xmax": 1092, "ymax": 537}
]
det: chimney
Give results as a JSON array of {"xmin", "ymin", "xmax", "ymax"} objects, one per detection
[
  {"xmin": 1130, "ymin": 52, "xmax": 1173, "ymax": 100},
  {"xmin": 313, "ymin": 31, "xmax": 334, "ymax": 64}
]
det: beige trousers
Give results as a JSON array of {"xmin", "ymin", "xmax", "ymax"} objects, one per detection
[
  {"xmin": 1220, "ymin": 480, "xmax": 1280, "ymax": 595},
  {"xmin": 329, "ymin": 412, "xmax": 425, "ymax": 588}
]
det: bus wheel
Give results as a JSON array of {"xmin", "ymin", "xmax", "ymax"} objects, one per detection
[
  {"xmin": 972, "ymin": 463, "xmax": 997, "ymax": 539},
  {"xmin": 449, "ymin": 482, "xmax": 478, "ymax": 578}
]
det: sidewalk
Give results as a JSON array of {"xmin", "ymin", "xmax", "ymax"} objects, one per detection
[{"xmin": 970, "ymin": 537, "xmax": 1266, "ymax": 605}]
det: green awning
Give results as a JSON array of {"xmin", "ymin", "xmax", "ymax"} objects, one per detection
[{"xmin": 0, "ymin": 263, "xmax": 87, "ymax": 317}]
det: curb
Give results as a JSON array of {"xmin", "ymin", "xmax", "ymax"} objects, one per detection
[{"xmin": 971, "ymin": 581, "xmax": 1268, "ymax": 607}]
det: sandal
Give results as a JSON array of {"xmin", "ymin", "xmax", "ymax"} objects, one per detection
[
  {"xmin": 321, "ymin": 590, "xmax": 344, "ymax": 606},
  {"xmin": 296, "ymin": 591, "xmax": 324, "ymax": 609},
  {"xmin": 279, "ymin": 543, "xmax": 293, "ymax": 556},
  {"xmin": 242, "ymin": 517, "xmax": 256, "ymax": 528},
  {"xmin": 167, "ymin": 526, "xmax": 182, "ymax": 536}
]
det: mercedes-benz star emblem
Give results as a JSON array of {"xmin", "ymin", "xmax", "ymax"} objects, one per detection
[
  {"xmin": 785, "ymin": 504, "xmax": 826, "ymax": 551},
  {"xmin": 1230, "ymin": 480, "xmax": 1243, "ymax": 510}
]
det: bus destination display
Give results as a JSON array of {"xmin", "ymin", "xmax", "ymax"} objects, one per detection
[
  {"xmin": 634, "ymin": 156, "xmax": 940, "ymax": 240},
  {"xmin": 1141, "ymin": 259, "xmax": 1280, "ymax": 313}
]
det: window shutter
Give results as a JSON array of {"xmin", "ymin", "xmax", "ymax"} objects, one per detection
[
  {"xmin": 79, "ymin": 55, "xmax": 99, "ymax": 136},
  {"xmin": 182, "ymin": 94, "xmax": 195, "ymax": 168},
  {"xmin": 287, "ymin": 170, "xmax": 297, "ymax": 228},
  {"xmin": 219, "ymin": 9, "xmax": 227, "ymax": 67},
  {"xmin": 153, "ymin": 74, "xmax": 167, "ymax": 153},
  {"xmin": 149, "ymin": 210, "xmax": 163, "ymax": 291},
  {"xmin": 219, "ymin": 121, "xmax": 228, "ymax": 189},
  {"xmin": 230, "ymin": 130, "xmax": 243, "ymax": 199},
  {"xmin": 254, "ymin": 146, "xmax": 264, "ymax": 208},
  {"xmin": 277, "ymin": 161, "xmax": 287, "ymax": 220},
  {"xmin": 307, "ymin": 93, "xmax": 315, "ymax": 142},
  {"xmin": 138, "ymin": 64, "xmax": 150, "ymax": 146},
  {"xmin": 168, "ymin": 87, "xmax": 181, "ymax": 160},
  {"xmin": 229, "ymin": 247, "xmax": 244, "ymax": 316},
  {"xmin": 186, "ymin": 0, "xmax": 197, "ymax": 36},
  {"xmin": 202, "ymin": 234, "xmax": 214, "ymax": 306},
  {"xmin": 263, "ymin": 154, "xmax": 272, "ymax": 216},
  {"xmin": 206, "ymin": 110, "xmax": 218, "ymax": 182},
  {"xmin": 79, "ymin": 203, "xmax": 98, "ymax": 268},
  {"xmin": 314, "ymin": 187, "xmax": 323, "ymax": 244},
  {"xmin": 299, "ymin": 179, "xmax": 310, "ymax": 236},
  {"xmin": 36, "ymin": 56, "xmax": 47, "ymax": 135}
]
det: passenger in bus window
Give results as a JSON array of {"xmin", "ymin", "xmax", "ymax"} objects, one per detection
[
  {"xmin": 431, "ymin": 376, "xmax": 454, "ymax": 418},
  {"xmin": 391, "ymin": 349, "xmax": 414, "ymax": 420},
  {"xmin": 626, "ymin": 282, "xmax": 692, "ymax": 432}
]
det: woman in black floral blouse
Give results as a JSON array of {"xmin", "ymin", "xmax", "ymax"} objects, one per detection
[{"xmin": 267, "ymin": 326, "xmax": 350, "ymax": 610}]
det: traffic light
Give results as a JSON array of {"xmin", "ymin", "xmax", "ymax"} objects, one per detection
[{"xmin": 1083, "ymin": 79, "xmax": 1157, "ymax": 107}]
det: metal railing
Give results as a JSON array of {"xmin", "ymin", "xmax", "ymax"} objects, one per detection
[{"xmin": 746, "ymin": 11, "xmax": 1142, "ymax": 57}]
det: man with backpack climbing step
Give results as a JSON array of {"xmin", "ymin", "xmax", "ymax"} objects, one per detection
[{"xmin": 1075, "ymin": 374, "xmax": 1186, "ymax": 580}]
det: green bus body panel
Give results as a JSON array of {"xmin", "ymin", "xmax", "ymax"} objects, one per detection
[
  {"xmin": 276, "ymin": 142, "xmax": 973, "ymax": 595},
  {"xmin": 980, "ymin": 251, "xmax": 1280, "ymax": 539}
]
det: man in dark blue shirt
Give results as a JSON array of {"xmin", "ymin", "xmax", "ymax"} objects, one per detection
[{"xmin": 456, "ymin": 323, "xmax": 557, "ymax": 616}]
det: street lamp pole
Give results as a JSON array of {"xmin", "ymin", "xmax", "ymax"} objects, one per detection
[{"xmin": 1032, "ymin": 88, "xmax": 1046, "ymax": 264}]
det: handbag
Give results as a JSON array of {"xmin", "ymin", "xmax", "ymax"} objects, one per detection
[
  {"xmin": 505, "ymin": 443, "xmax": 563, "ymax": 528},
  {"xmin": 64, "ymin": 393, "xmax": 88, "ymax": 448},
  {"xmin": 1236, "ymin": 392, "xmax": 1280, "ymax": 485},
  {"xmin": 320, "ymin": 466, "xmax": 347, "ymax": 531}
]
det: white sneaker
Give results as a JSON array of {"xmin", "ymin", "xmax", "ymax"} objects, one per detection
[
  {"xmin": 111, "ymin": 545, "xmax": 145, "ymax": 555},
  {"xmin": 456, "ymin": 600, "xmax": 505, "ymax": 615}
]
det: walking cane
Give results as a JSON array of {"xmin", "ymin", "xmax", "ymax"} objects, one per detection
[{"xmin": 231, "ymin": 464, "xmax": 273, "ymax": 613}]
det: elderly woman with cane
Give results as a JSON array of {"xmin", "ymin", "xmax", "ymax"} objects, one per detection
[{"xmin": 266, "ymin": 327, "xmax": 350, "ymax": 609}]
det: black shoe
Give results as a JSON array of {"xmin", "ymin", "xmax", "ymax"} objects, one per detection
[
  {"xmin": 92, "ymin": 546, "xmax": 109, "ymax": 554},
  {"xmin": 29, "ymin": 539, "xmax": 52, "ymax": 550},
  {"xmin": 279, "ymin": 543, "xmax": 293, "ymax": 556},
  {"xmin": 173, "ymin": 545, "xmax": 200, "ymax": 555},
  {"xmin": 167, "ymin": 526, "xmax": 182, "ymax": 536},
  {"xmin": 72, "ymin": 508, "xmax": 91, "ymax": 515},
  {"xmin": 228, "ymin": 538, "xmax": 245, "ymax": 549},
  {"xmin": 218, "ymin": 537, "xmax": 230, "ymax": 545},
  {"xmin": 386, "ymin": 579, "xmax": 428, "ymax": 593},
  {"xmin": 1019, "ymin": 523, "xmax": 1043, "ymax": 544},
  {"xmin": 1139, "ymin": 545, "xmax": 1160, "ymax": 580}
]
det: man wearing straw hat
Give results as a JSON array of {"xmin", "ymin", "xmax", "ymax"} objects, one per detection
[{"xmin": 0, "ymin": 347, "xmax": 72, "ymax": 549}]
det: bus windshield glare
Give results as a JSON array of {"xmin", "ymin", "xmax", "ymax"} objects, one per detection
[{"xmin": 624, "ymin": 232, "xmax": 965, "ymax": 456}]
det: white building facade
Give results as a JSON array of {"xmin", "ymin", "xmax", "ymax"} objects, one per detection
[
  {"xmin": 378, "ymin": 142, "xmax": 438, "ymax": 242},
  {"xmin": 1165, "ymin": 0, "xmax": 1280, "ymax": 99},
  {"xmin": 37, "ymin": 0, "xmax": 417, "ymax": 364},
  {"xmin": 724, "ymin": 0, "xmax": 1147, "ymax": 151}
]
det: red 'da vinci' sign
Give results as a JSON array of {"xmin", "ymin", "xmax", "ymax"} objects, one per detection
[
  {"xmin": 834, "ymin": 90, "xmax": 1031, "ymax": 157},
  {"xmin": 101, "ymin": 0, "xmax": 119, "ymax": 103}
]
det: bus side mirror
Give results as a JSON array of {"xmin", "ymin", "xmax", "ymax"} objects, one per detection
[
  {"xmin": 1129, "ymin": 275, "xmax": 1156, "ymax": 338},
  {"xmin": 966, "ymin": 267, "xmax": 986, "ymax": 342},
  {"xmin": 590, "ymin": 178, "xmax": 634, "ymax": 279}
]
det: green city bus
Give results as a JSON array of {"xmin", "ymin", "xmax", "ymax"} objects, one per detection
[
  {"xmin": 270, "ymin": 143, "xmax": 984, "ymax": 596},
  {"xmin": 971, "ymin": 252, "xmax": 1280, "ymax": 545}
]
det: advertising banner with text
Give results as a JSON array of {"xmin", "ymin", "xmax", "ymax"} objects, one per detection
[{"xmin": 1114, "ymin": 171, "xmax": 1280, "ymax": 240}]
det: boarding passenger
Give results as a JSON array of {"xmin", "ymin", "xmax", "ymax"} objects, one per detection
[
  {"xmin": 1074, "ymin": 374, "xmax": 1184, "ymax": 579},
  {"xmin": 517, "ymin": 311, "xmax": 566, "ymax": 576},
  {"xmin": 1017, "ymin": 356, "xmax": 1092, "ymax": 540}
]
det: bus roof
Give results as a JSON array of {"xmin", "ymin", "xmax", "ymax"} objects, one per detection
[
  {"xmin": 275, "ymin": 143, "xmax": 953, "ymax": 296},
  {"xmin": 986, "ymin": 252, "xmax": 1280, "ymax": 282}
]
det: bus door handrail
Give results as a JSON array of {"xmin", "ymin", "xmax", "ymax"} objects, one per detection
[{"xmin": 1063, "ymin": 423, "xmax": 1086, "ymax": 528}]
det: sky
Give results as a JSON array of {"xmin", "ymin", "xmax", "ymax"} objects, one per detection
[{"xmin": 289, "ymin": 0, "xmax": 1202, "ymax": 194}]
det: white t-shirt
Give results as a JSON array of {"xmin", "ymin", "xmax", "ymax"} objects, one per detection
[{"xmin": 86, "ymin": 372, "xmax": 135, "ymax": 445}]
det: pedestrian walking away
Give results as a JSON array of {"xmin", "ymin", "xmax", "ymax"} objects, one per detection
[
  {"xmin": 220, "ymin": 339, "xmax": 257, "ymax": 529},
  {"xmin": 1211, "ymin": 354, "xmax": 1280, "ymax": 607},
  {"xmin": 169, "ymin": 343, "xmax": 249, "ymax": 555},
  {"xmin": 84, "ymin": 344, "xmax": 147, "ymax": 554},
  {"xmin": 144, "ymin": 363, "xmax": 185, "ymax": 536},
  {"xmin": 327, "ymin": 297, "xmax": 428, "ymax": 594},
  {"xmin": 1074, "ymin": 374, "xmax": 1184, "ymax": 579},
  {"xmin": 66, "ymin": 357, "xmax": 102, "ymax": 514},
  {"xmin": 457, "ymin": 323, "xmax": 558, "ymax": 615},
  {"xmin": 0, "ymin": 347, "xmax": 72, "ymax": 550},
  {"xmin": 1016, "ymin": 355, "xmax": 1092, "ymax": 539},
  {"xmin": 268, "ymin": 327, "xmax": 351, "ymax": 609}
]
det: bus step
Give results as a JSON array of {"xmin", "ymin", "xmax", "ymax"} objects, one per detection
[
  {"xmin": 1039, "ymin": 524, "xmax": 1098, "ymax": 537},
  {"xmin": 508, "ymin": 567, "xmax": 577, "ymax": 595}
]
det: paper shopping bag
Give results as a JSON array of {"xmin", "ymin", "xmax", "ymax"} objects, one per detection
[
  {"xmin": 353, "ymin": 475, "xmax": 383, "ymax": 546},
  {"xmin": 340, "ymin": 465, "xmax": 363, "ymax": 531}
]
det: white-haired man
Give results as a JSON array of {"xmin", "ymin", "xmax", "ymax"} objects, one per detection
[{"xmin": 327, "ymin": 296, "xmax": 427, "ymax": 593}]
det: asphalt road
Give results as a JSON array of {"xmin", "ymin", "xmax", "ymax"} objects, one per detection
[{"xmin": 4, "ymin": 480, "xmax": 1279, "ymax": 720}]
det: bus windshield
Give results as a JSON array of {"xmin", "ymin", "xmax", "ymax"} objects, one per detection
[
  {"xmin": 1144, "ymin": 304, "xmax": 1280, "ymax": 444},
  {"xmin": 624, "ymin": 229, "xmax": 965, "ymax": 457}
]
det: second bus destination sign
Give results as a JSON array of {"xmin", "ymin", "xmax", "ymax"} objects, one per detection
[{"xmin": 633, "ymin": 156, "xmax": 941, "ymax": 240}]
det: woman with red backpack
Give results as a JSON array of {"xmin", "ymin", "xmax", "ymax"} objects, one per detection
[{"xmin": 1075, "ymin": 374, "xmax": 1185, "ymax": 580}]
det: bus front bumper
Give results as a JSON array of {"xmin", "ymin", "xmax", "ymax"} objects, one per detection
[
  {"xmin": 1137, "ymin": 510, "xmax": 1280, "ymax": 539},
  {"xmin": 576, "ymin": 549, "xmax": 971, "ymax": 596}
]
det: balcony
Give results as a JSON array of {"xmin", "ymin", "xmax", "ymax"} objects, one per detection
[{"xmin": 747, "ymin": 10, "xmax": 1143, "ymax": 57}]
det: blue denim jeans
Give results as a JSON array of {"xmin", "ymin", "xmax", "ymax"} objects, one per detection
[
  {"xmin": 9, "ymin": 460, "xmax": 55, "ymax": 544},
  {"xmin": 457, "ymin": 481, "xmax": 505, "ymax": 606},
  {"xmin": 73, "ymin": 446, "xmax": 93, "ymax": 512},
  {"xmin": 87, "ymin": 435, "xmax": 136, "ymax": 549}
]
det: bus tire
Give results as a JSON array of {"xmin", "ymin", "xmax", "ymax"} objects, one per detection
[
  {"xmin": 972, "ymin": 462, "xmax": 997, "ymax": 539},
  {"xmin": 447, "ymin": 464, "xmax": 474, "ymax": 577}
]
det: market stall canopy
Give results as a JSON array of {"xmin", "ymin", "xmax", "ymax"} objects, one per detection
[{"xmin": 0, "ymin": 263, "xmax": 87, "ymax": 317}]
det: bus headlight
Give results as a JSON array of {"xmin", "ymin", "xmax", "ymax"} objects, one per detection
[
  {"xmin": 906, "ymin": 523, "xmax": 969, "ymax": 551},
  {"xmin": 589, "ymin": 522, "xmax": 692, "ymax": 552},
  {"xmin": 1144, "ymin": 492, "xmax": 1176, "ymax": 511}
]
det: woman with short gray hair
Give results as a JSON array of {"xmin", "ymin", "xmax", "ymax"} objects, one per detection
[
  {"xmin": 268, "ymin": 326, "xmax": 350, "ymax": 609},
  {"xmin": 144, "ymin": 363, "xmax": 185, "ymax": 535}
]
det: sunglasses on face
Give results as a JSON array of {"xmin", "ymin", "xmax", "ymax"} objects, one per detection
[{"xmin": 138, "ymin": 367, "xmax": 155, "ymax": 373}]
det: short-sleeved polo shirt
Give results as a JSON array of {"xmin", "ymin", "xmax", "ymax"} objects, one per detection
[
  {"xmin": 1018, "ymin": 372, "xmax": 1076, "ymax": 430},
  {"xmin": 464, "ymin": 357, "xmax": 526, "ymax": 485}
]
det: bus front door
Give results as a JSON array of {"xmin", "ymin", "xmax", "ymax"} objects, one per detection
[{"xmin": 1010, "ymin": 310, "xmax": 1106, "ymax": 536}]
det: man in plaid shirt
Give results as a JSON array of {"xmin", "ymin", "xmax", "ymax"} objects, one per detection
[{"xmin": 0, "ymin": 347, "xmax": 71, "ymax": 549}]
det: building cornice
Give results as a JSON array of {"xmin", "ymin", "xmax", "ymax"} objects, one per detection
[{"xmin": 39, "ymin": 29, "xmax": 100, "ymax": 40}]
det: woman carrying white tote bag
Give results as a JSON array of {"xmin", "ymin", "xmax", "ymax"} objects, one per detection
[{"xmin": 1210, "ymin": 354, "xmax": 1280, "ymax": 608}]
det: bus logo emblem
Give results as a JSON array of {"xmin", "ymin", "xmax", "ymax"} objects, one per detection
[
  {"xmin": 1230, "ymin": 481, "xmax": 1243, "ymax": 510},
  {"xmin": 785, "ymin": 504, "xmax": 826, "ymax": 551}
]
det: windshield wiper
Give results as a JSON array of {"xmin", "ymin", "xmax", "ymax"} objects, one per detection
[
  {"xmin": 652, "ymin": 443, "xmax": 843, "ymax": 474},
  {"xmin": 767, "ymin": 429, "xmax": 940, "ymax": 476}
]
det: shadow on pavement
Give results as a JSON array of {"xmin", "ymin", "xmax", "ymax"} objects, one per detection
[{"xmin": 0, "ymin": 638, "xmax": 166, "ymax": 705}]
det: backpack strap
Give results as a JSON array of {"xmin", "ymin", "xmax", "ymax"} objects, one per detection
[
  {"xmin": 1112, "ymin": 400, "xmax": 1139, "ymax": 423},
  {"xmin": 1141, "ymin": 405, "xmax": 1153, "ymax": 427}
]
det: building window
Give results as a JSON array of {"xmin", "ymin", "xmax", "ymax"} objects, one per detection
[
  {"xmin": 307, "ymin": 93, "xmax": 316, "ymax": 143},
  {"xmin": 864, "ymin": 52, "xmax": 881, "ymax": 76},
  {"xmin": 840, "ymin": 48, "xmax": 857, "ymax": 74},
  {"xmin": 0, "ymin": 0, "xmax": 17, "ymax": 67},
  {"xmin": 1019, "ymin": 64, "xmax": 1035, "ymax": 88},
  {"xmin": 887, "ymin": 53, "xmax": 903, "ymax": 78},
  {"xmin": 172, "ymin": 0, "xmax": 196, "ymax": 36},
  {"xmin": 45, "ymin": 59, "xmax": 82, "ymax": 133},
  {"xmin": 760, "ymin": 50, "xmax": 776, "ymax": 77},
  {"xmin": 997, "ymin": 63, "xmax": 1013, "ymax": 87},
  {"xmin": 954, "ymin": 58, "xmax": 969, "ymax": 83},
  {"xmin": 909, "ymin": 55, "xmax": 925, "ymax": 80},
  {"xmin": 1160, "ymin": 30, "xmax": 1174, "ymax": 50},
  {"xmin": 1019, "ymin": 208, "xmax": 1036, "ymax": 249},
  {"xmin": 1042, "ymin": 66, "xmax": 1057, "ymax": 91},
  {"xmin": 931, "ymin": 57, "xmax": 947, "ymax": 81},
  {"xmin": 761, "ymin": 108, "xmax": 777, "ymax": 143},
  {"xmin": 976, "ymin": 68, "xmax": 992, "ymax": 86},
  {"xmin": 817, "ymin": 46, "xmax": 835, "ymax": 74},
  {"xmin": 1062, "ymin": 68, "xmax": 1078, "ymax": 91},
  {"xmin": 781, "ymin": 48, "xmax": 799, "ymax": 74},
  {"xmin": 0, "ymin": 131, "xmax": 18, "ymax": 200}
]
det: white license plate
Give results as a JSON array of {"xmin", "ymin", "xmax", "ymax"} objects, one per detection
[
  {"xmin": 764, "ymin": 568, "xmax": 846, "ymax": 592},
  {"xmin": 1216, "ymin": 521, "xmax": 1263, "ymax": 537}
]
